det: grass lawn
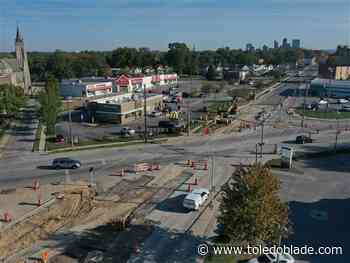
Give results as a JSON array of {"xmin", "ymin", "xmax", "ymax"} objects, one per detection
[
  {"xmin": 204, "ymin": 255, "xmax": 237, "ymax": 263},
  {"xmin": 46, "ymin": 134, "xmax": 175, "ymax": 152},
  {"xmin": 296, "ymin": 109, "xmax": 350, "ymax": 119},
  {"xmin": 208, "ymin": 102, "xmax": 231, "ymax": 113}
]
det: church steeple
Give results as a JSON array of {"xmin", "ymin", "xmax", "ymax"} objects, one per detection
[
  {"xmin": 14, "ymin": 26, "xmax": 31, "ymax": 93},
  {"xmin": 16, "ymin": 25, "xmax": 23, "ymax": 43}
]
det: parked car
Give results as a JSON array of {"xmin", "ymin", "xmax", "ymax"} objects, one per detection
[
  {"xmin": 338, "ymin": 98, "xmax": 349, "ymax": 104},
  {"xmin": 183, "ymin": 188, "xmax": 209, "ymax": 210},
  {"xmin": 150, "ymin": 111, "xmax": 162, "ymax": 117},
  {"xmin": 296, "ymin": 135, "xmax": 313, "ymax": 144},
  {"xmin": 120, "ymin": 127, "xmax": 136, "ymax": 136},
  {"xmin": 158, "ymin": 120, "xmax": 185, "ymax": 129},
  {"xmin": 248, "ymin": 252, "xmax": 295, "ymax": 263},
  {"xmin": 52, "ymin": 158, "xmax": 81, "ymax": 169},
  {"xmin": 55, "ymin": 134, "xmax": 65, "ymax": 143},
  {"xmin": 318, "ymin": 99, "xmax": 328, "ymax": 105},
  {"xmin": 342, "ymin": 105, "xmax": 350, "ymax": 112}
]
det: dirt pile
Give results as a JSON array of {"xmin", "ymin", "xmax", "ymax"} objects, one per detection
[{"xmin": 0, "ymin": 185, "xmax": 95, "ymax": 260}]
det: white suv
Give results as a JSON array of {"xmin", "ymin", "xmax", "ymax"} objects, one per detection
[{"xmin": 183, "ymin": 188, "xmax": 209, "ymax": 210}]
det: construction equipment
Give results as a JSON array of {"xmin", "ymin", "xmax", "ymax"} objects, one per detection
[{"xmin": 167, "ymin": 111, "xmax": 180, "ymax": 120}]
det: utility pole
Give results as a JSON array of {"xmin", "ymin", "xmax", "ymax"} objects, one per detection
[
  {"xmin": 67, "ymin": 96, "xmax": 74, "ymax": 147},
  {"xmin": 143, "ymin": 85, "xmax": 148, "ymax": 143},
  {"xmin": 255, "ymin": 144, "xmax": 258, "ymax": 164},
  {"xmin": 259, "ymin": 122, "xmax": 265, "ymax": 159},
  {"xmin": 210, "ymin": 155, "xmax": 215, "ymax": 193},
  {"xmin": 301, "ymin": 81, "xmax": 308, "ymax": 128},
  {"xmin": 187, "ymin": 107, "xmax": 191, "ymax": 136}
]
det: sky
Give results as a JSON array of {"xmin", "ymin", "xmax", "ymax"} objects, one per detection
[{"xmin": 0, "ymin": 0, "xmax": 349, "ymax": 52}]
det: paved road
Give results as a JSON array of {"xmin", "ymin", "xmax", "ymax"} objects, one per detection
[{"xmin": 3, "ymin": 70, "xmax": 350, "ymax": 262}]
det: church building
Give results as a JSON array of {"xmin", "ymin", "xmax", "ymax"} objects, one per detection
[{"xmin": 0, "ymin": 27, "xmax": 32, "ymax": 94}]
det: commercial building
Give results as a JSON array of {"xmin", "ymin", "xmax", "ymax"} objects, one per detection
[
  {"xmin": 274, "ymin": 40, "xmax": 279, "ymax": 49},
  {"xmin": 319, "ymin": 56, "xmax": 350, "ymax": 80},
  {"xmin": 86, "ymin": 93, "xmax": 163, "ymax": 124},
  {"xmin": 310, "ymin": 78, "xmax": 350, "ymax": 98},
  {"xmin": 115, "ymin": 73, "xmax": 178, "ymax": 93},
  {"xmin": 60, "ymin": 78, "xmax": 114, "ymax": 99},
  {"xmin": 292, "ymin": 39, "xmax": 301, "ymax": 49},
  {"xmin": 282, "ymin": 38, "xmax": 289, "ymax": 49}
]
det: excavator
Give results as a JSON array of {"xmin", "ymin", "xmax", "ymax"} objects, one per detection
[{"xmin": 215, "ymin": 98, "xmax": 239, "ymax": 125}]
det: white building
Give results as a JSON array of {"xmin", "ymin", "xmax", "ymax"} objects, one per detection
[{"xmin": 60, "ymin": 78, "xmax": 114, "ymax": 99}]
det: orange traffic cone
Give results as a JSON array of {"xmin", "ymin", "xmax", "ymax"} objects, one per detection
[
  {"xmin": 33, "ymin": 180, "xmax": 40, "ymax": 191},
  {"xmin": 37, "ymin": 193, "xmax": 42, "ymax": 206},
  {"xmin": 3, "ymin": 212, "xmax": 12, "ymax": 222}
]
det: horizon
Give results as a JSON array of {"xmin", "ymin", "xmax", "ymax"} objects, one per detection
[{"xmin": 0, "ymin": 0, "xmax": 349, "ymax": 52}]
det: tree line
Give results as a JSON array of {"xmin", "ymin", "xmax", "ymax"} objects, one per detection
[{"xmin": 26, "ymin": 43, "xmax": 312, "ymax": 82}]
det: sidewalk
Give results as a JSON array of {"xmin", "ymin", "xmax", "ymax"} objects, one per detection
[{"xmin": 0, "ymin": 99, "xmax": 39, "ymax": 160}]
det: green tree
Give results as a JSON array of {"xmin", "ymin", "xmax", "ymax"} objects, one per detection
[
  {"xmin": 0, "ymin": 84, "xmax": 26, "ymax": 115},
  {"xmin": 218, "ymin": 165, "xmax": 289, "ymax": 246},
  {"xmin": 38, "ymin": 76, "xmax": 62, "ymax": 135},
  {"xmin": 166, "ymin": 43, "xmax": 190, "ymax": 74}
]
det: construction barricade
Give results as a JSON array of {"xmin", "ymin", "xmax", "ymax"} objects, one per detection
[
  {"xmin": 133, "ymin": 163, "xmax": 160, "ymax": 173},
  {"xmin": 111, "ymin": 169, "xmax": 125, "ymax": 177},
  {"xmin": 191, "ymin": 160, "xmax": 208, "ymax": 171}
]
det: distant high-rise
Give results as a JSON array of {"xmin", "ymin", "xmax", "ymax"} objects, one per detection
[
  {"xmin": 282, "ymin": 38, "xmax": 289, "ymax": 49},
  {"xmin": 262, "ymin": 45, "xmax": 269, "ymax": 52},
  {"xmin": 292, "ymin": 39, "xmax": 301, "ymax": 49},
  {"xmin": 274, "ymin": 40, "xmax": 279, "ymax": 49},
  {"xmin": 246, "ymin": 43, "xmax": 255, "ymax": 52}
]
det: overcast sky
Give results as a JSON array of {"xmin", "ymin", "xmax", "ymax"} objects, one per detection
[{"xmin": 0, "ymin": 0, "xmax": 349, "ymax": 52}]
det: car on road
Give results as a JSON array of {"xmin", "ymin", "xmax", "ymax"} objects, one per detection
[
  {"xmin": 248, "ymin": 252, "xmax": 295, "ymax": 263},
  {"xmin": 52, "ymin": 158, "xmax": 81, "ymax": 169},
  {"xmin": 296, "ymin": 135, "xmax": 313, "ymax": 144},
  {"xmin": 120, "ymin": 127, "xmax": 136, "ymax": 136},
  {"xmin": 183, "ymin": 188, "xmax": 209, "ymax": 210}
]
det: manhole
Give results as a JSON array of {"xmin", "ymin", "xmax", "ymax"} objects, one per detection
[{"xmin": 309, "ymin": 209, "xmax": 328, "ymax": 221}]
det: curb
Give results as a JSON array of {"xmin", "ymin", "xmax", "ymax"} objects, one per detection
[{"xmin": 47, "ymin": 138, "xmax": 168, "ymax": 154}]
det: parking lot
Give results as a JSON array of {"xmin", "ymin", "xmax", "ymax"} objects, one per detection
[{"xmin": 275, "ymin": 154, "xmax": 350, "ymax": 263}]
